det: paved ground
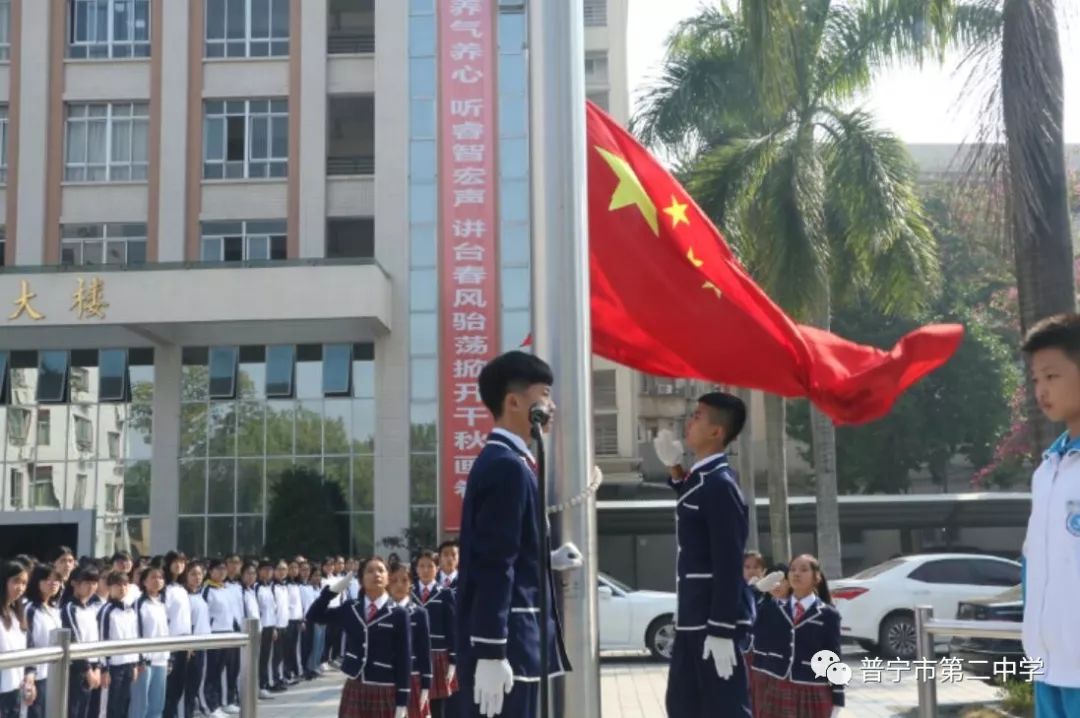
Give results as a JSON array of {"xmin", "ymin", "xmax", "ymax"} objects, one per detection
[{"xmin": 263, "ymin": 650, "xmax": 1009, "ymax": 717}]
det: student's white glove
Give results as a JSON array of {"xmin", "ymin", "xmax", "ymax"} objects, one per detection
[
  {"xmin": 447, "ymin": 663, "xmax": 456, "ymax": 684},
  {"xmin": 653, "ymin": 429, "xmax": 684, "ymax": 468},
  {"xmin": 473, "ymin": 658, "xmax": 514, "ymax": 717},
  {"xmin": 393, "ymin": 707, "xmax": 408, "ymax": 718},
  {"xmin": 550, "ymin": 542, "xmax": 583, "ymax": 572},
  {"xmin": 752, "ymin": 571, "xmax": 785, "ymax": 593},
  {"xmin": 420, "ymin": 689, "xmax": 429, "ymax": 709},
  {"xmin": 703, "ymin": 636, "xmax": 737, "ymax": 680},
  {"xmin": 329, "ymin": 572, "xmax": 354, "ymax": 595}
]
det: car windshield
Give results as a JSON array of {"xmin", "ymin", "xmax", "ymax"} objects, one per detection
[
  {"xmin": 852, "ymin": 558, "xmax": 906, "ymax": 580},
  {"xmin": 601, "ymin": 574, "xmax": 634, "ymax": 593}
]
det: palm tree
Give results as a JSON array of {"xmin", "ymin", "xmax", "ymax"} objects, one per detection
[{"xmin": 633, "ymin": 0, "xmax": 969, "ymax": 574}]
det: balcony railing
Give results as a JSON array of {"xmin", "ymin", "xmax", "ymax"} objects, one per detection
[
  {"xmin": 329, "ymin": 31, "xmax": 375, "ymax": 54},
  {"xmin": 327, "ymin": 154, "xmax": 375, "ymax": 176},
  {"xmin": 584, "ymin": 0, "xmax": 607, "ymax": 26}
]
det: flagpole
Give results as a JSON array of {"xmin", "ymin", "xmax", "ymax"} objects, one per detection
[{"xmin": 526, "ymin": 0, "xmax": 600, "ymax": 716}]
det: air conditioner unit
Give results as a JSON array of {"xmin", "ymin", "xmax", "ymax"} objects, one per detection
[{"xmin": 657, "ymin": 384, "xmax": 674, "ymax": 395}]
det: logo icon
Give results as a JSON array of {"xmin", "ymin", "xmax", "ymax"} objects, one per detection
[
  {"xmin": 827, "ymin": 662, "xmax": 853, "ymax": 687},
  {"xmin": 811, "ymin": 650, "xmax": 846, "ymax": 685},
  {"xmin": 1067, "ymin": 501, "xmax": 1080, "ymax": 537}
]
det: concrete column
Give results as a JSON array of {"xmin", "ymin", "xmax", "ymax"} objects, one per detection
[
  {"xmin": 299, "ymin": 0, "xmax": 328, "ymax": 258},
  {"xmin": 156, "ymin": 0, "xmax": 191, "ymax": 262},
  {"xmin": 13, "ymin": 0, "xmax": 53, "ymax": 265},
  {"xmin": 372, "ymin": 0, "xmax": 411, "ymax": 546},
  {"xmin": 149, "ymin": 344, "xmax": 181, "ymax": 553}
]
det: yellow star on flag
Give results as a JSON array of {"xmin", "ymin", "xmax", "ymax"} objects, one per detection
[
  {"xmin": 686, "ymin": 247, "xmax": 704, "ymax": 268},
  {"xmin": 596, "ymin": 146, "xmax": 658, "ymax": 236},
  {"xmin": 703, "ymin": 281, "xmax": 723, "ymax": 300},
  {"xmin": 663, "ymin": 196, "xmax": 690, "ymax": 228}
]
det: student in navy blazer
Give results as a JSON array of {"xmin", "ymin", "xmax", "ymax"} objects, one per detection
[
  {"xmin": 413, "ymin": 550, "xmax": 457, "ymax": 718},
  {"xmin": 750, "ymin": 555, "xmax": 844, "ymax": 718},
  {"xmin": 307, "ymin": 556, "xmax": 411, "ymax": 718},
  {"xmin": 653, "ymin": 392, "xmax": 754, "ymax": 717},
  {"xmin": 389, "ymin": 561, "xmax": 432, "ymax": 718},
  {"xmin": 456, "ymin": 351, "xmax": 582, "ymax": 718}
]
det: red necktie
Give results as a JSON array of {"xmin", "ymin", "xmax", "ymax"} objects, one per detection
[
  {"xmin": 794, "ymin": 602, "xmax": 806, "ymax": 623},
  {"xmin": 367, "ymin": 602, "xmax": 378, "ymax": 622},
  {"xmin": 421, "ymin": 587, "xmax": 430, "ymax": 603}
]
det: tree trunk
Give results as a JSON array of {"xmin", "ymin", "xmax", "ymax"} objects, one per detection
[
  {"xmin": 765, "ymin": 393, "xmax": 791, "ymax": 564},
  {"xmin": 809, "ymin": 303, "xmax": 842, "ymax": 577},
  {"xmin": 735, "ymin": 387, "xmax": 759, "ymax": 551},
  {"xmin": 1002, "ymin": 0, "xmax": 1076, "ymax": 455}
]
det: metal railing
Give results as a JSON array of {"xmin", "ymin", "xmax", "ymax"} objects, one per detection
[
  {"xmin": 914, "ymin": 605, "xmax": 1023, "ymax": 718},
  {"xmin": 328, "ymin": 31, "xmax": 375, "ymax": 54},
  {"xmin": 0, "ymin": 617, "xmax": 261, "ymax": 717},
  {"xmin": 327, "ymin": 155, "xmax": 375, "ymax": 176}
]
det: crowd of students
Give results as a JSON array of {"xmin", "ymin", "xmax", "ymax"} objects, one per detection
[{"xmin": 0, "ymin": 541, "xmax": 464, "ymax": 718}]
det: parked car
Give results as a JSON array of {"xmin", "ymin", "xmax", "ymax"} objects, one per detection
[
  {"xmin": 831, "ymin": 554, "xmax": 1021, "ymax": 659},
  {"xmin": 598, "ymin": 573, "xmax": 676, "ymax": 660},
  {"xmin": 949, "ymin": 586, "xmax": 1024, "ymax": 682}
]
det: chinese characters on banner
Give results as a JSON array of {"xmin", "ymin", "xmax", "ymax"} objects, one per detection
[{"xmin": 438, "ymin": 0, "xmax": 500, "ymax": 533}]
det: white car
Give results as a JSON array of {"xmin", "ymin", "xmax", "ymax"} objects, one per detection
[
  {"xmin": 598, "ymin": 573, "xmax": 677, "ymax": 660},
  {"xmin": 831, "ymin": 553, "xmax": 1021, "ymax": 659}
]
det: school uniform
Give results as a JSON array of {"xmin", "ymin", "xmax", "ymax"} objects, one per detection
[
  {"xmin": 306, "ymin": 589, "xmax": 412, "ymax": 718},
  {"xmin": 223, "ymin": 579, "xmax": 244, "ymax": 709},
  {"xmin": 255, "ymin": 582, "xmax": 279, "ymax": 691},
  {"xmin": 131, "ymin": 594, "xmax": 169, "ymax": 718},
  {"xmin": 0, "ymin": 612, "xmax": 27, "ymax": 718},
  {"xmin": 666, "ymin": 452, "xmax": 755, "ymax": 718},
  {"xmin": 285, "ymin": 581, "xmax": 304, "ymax": 681},
  {"xmin": 24, "ymin": 601, "xmax": 60, "ymax": 718},
  {"xmin": 323, "ymin": 577, "xmax": 344, "ymax": 663},
  {"xmin": 187, "ymin": 589, "xmax": 212, "ymax": 717},
  {"xmin": 63, "ymin": 596, "xmax": 103, "ymax": 718},
  {"xmin": 99, "ymin": 598, "xmax": 143, "ymax": 718},
  {"xmin": 162, "ymin": 584, "xmax": 191, "ymax": 718},
  {"xmin": 397, "ymin": 599, "xmax": 432, "ymax": 718},
  {"xmin": 456, "ymin": 429, "xmax": 570, "ymax": 718},
  {"xmin": 201, "ymin": 583, "xmax": 237, "ymax": 712},
  {"xmin": 750, "ymin": 594, "xmax": 844, "ymax": 718},
  {"xmin": 272, "ymin": 581, "xmax": 291, "ymax": 685},
  {"xmin": 86, "ymin": 594, "xmax": 106, "ymax": 718},
  {"xmin": 299, "ymin": 584, "xmax": 320, "ymax": 677},
  {"xmin": 436, "ymin": 571, "xmax": 458, "ymax": 592},
  {"xmin": 414, "ymin": 580, "xmax": 457, "ymax": 715}
]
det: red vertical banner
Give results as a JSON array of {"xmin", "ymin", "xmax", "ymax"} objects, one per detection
[{"xmin": 438, "ymin": 0, "xmax": 500, "ymax": 533}]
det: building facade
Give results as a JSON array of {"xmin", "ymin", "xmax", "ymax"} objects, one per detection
[{"xmin": 0, "ymin": 0, "xmax": 635, "ymax": 559}]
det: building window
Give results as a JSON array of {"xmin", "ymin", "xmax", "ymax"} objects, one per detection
[
  {"xmin": 99, "ymin": 349, "xmax": 130, "ymax": 401},
  {"xmin": 0, "ymin": 0, "xmax": 10, "ymax": 61},
  {"xmin": 36, "ymin": 410, "xmax": 51, "ymax": 446},
  {"xmin": 74, "ymin": 415, "xmax": 94, "ymax": 451},
  {"xmin": 323, "ymin": 344, "xmax": 352, "ymax": 397},
  {"xmin": 203, "ymin": 99, "xmax": 288, "ymax": 179},
  {"xmin": 61, "ymin": 223, "xmax": 148, "ymax": 266},
  {"xmin": 8, "ymin": 468, "xmax": 22, "ymax": 509},
  {"xmin": 0, "ymin": 227, "xmax": 6, "ymax": 268},
  {"xmin": 585, "ymin": 51, "xmax": 608, "ymax": 86},
  {"xmin": 31, "ymin": 466, "xmax": 60, "ymax": 509},
  {"xmin": 583, "ymin": 0, "xmax": 606, "ymax": 27},
  {"xmin": 593, "ymin": 370, "xmax": 617, "ymax": 410},
  {"xmin": 208, "ymin": 347, "xmax": 239, "ymax": 399},
  {"xmin": 7, "ymin": 407, "xmax": 30, "ymax": 445},
  {"xmin": 265, "ymin": 345, "xmax": 295, "ymax": 397},
  {"xmin": 38, "ymin": 352, "xmax": 70, "ymax": 404},
  {"xmin": 0, "ymin": 105, "xmax": 8, "ymax": 183},
  {"xmin": 65, "ymin": 102, "xmax": 150, "ymax": 182},
  {"xmin": 594, "ymin": 413, "xmax": 619, "ymax": 456},
  {"xmin": 587, "ymin": 91, "xmax": 609, "ymax": 112},
  {"xmin": 68, "ymin": 0, "xmax": 151, "ymax": 59},
  {"xmin": 205, "ymin": 0, "xmax": 290, "ymax": 58},
  {"xmin": 200, "ymin": 220, "xmax": 287, "ymax": 262},
  {"xmin": 73, "ymin": 474, "xmax": 88, "ymax": 509},
  {"xmin": 328, "ymin": 0, "xmax": 374, "ymax": 54},
  {"xmin": 326, "ymin": 218, "xmax": 374, "ymax": 259}
]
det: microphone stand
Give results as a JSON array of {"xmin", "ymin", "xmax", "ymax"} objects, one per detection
[{"xmin": 530, "ymin": 416, "xmax": 550, "ymax": 718}]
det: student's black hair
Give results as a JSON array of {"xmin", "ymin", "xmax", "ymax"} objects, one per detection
[
  {"xmin": 697, "ymin": 392, "xmax": 747, "ymax": 446},
  {"xmin": 13, "ymin": 554, "xmax": 35, "ymax": 571},
  {"xmin": 179, "ymin": 561, "xmax": 206, "ymax": 591},
  {"xmin": 138, "ymin": 564, "xmax": 165, "ymax": 596},
  {"xmin": 72, "ymin": 566, "xmax": 101, "ymax": 584},
  {"xmin": 477, "ymin": 351, "xmax": 554, "ymax": 418},
  {"xmin": 206, "ymin": 558, "xmax": 226, "ymax": 573},
  {"xmin": 163, "ymin": 551, "xmax": 188, "ymax": 585},
  {"xmin": 257, "ymin": 560, "xmax": 275, "ymax": 572},
  {"xmin": 437, "ymin": 540, "xmax": 459, "ymax": 555},
  {"xmin": 111, "ymin": 551, "xmax": 133, "ymax": 565},
  {"xmin": 26, "ymin": 563, "xmax": 61, "ymax": 607},
  {"xmin": 790, "ymin": 554, "xmax": 832, "ymax": 605},
  {"xmin": 387, "ymin": 560, "xmax": 409, "ymax": 577},
  {"xmin": 54, "ymin": 546, "xmax": 75, "ymax": 561},
  {"xmin": 105, "ymin": 570, "xmax": 130, "ymax": 588},
  {"xmin": 359, "ymin": 555, "xmax": 388, "ymax": 576},
  {"xmin": 743, "ymin": 550, "xmax": 766, "ymax": 571},
  {"xmin": 0, "ymin": 561, "xmax": 28, "ymax": 631},
  {"xmin": 1022, "ymin": 313, "xmax": 1080, "ymax": 363},
  {"xmin": 416, "ymin": 549, "xmax": 439, "ymax": 566}
]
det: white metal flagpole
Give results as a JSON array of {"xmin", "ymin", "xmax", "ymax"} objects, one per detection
[{"xmin": 526, "ymin": 0, "xmax": 600, "ymax": 716}]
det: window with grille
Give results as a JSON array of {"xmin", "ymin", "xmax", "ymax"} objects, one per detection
[
  {"xmin": 583, "ymin": 0, "xmax": 606, "ymax": 26},
  {"xmin": 200, "ymin": 220, "xmax": 287, "ymax": 262},
  {"xmin": 65, "ymin": 102, "xmax": 150, "ymax": 182},
  {"xmin": 0, "ymin": 1, "xmax": 10, "ymax": 60},
  {"xmin": 205, "ymin": 0, "xmax": 289, "ymax": 58},
  {"xmin": 593, "ymin": 369, "xmax": 617, "ymax": 410},
  {"xmin": 585, "ymin": 51, "xmax": 608, "ymax": 85},
  {"xmin": 68, "ymin": 0, "xmax": 151, "ymax": 59},
  {"xmin": 203, "ymin": 99, "xmax": 289, "ymax": 179},
  {"xmin": 61, "ymin": 223, "xmax": 148, "ymax": 266},
  {"xmin": 594, "ymin": 413, "xmax": 619, "ymax": 456}
]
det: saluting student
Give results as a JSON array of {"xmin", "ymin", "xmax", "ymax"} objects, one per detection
[
  {"xmin": 306, "ymin": 557, "xmax": 412, "ymax": 718},
  {"xmin": 413, "ymin": 550, "xmax": 457, "ymax": 718},
  {"xmin": 62, "ymin": 567, "xmax": 104, "ymax": 718},
  {"xmin": 389, "ymin": 561, "xmax": 432, "ymax": 718},
  {"xmin": 750, "ymin": 555, "xmax": 843, "ymax": 718}
]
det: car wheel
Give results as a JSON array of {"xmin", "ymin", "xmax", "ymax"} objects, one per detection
[
  {"xmin": 646, "ymin": 615, "xmax": 676, "ymax": 662},
  {"xmin": 879, "ymin": 612, "xmax": 918, "ymax": 660}
]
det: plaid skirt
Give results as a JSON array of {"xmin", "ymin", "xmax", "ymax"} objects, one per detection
[
  {"xmin": 408, "ymin": 674, "xmax": 431, "ymax": 718},
  {"xmin": 338, "ymin": 678, "xmax": 397, "ymax": 718},
  {"xmin": 751, "ymin": 671, "xmax": 833, "ymax": 718},
  {"xmin": 429, "ymin": 650, "xmax": 458, "ymax": 700}
]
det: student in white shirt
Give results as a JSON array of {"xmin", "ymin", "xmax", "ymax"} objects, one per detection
[
  {"xmin": 0, "ymin": 561, "xmax": 32, "ymax": 718},
  {"xmin": 298, "ymin": 563, "xmax": 319, "ymax": 680},
  {"xmin": 271, "ymin": 561, "xmax": 292, "ymax": 689},
  {"xmin": 284, "ymin": 560, "xmax": 305, "ymax": 684},
  {"xmin": 99, "ymin": 571, "xmax": 144, "ymax": 718},
  {"xmin": 131, "ymin": 566, "xmax": 170, "ymax": 718},
  {"xmin": 62, "ymin": 567, "xmax": 103, "ymax": 718},
  {"xmin": 201, "ymin": 560, "xmax": 238, "ymax": 717},
  {"xmin": 255, "ymin": 561, "xmax": 280, "ymax": 697},
  {"xmin": 25, "ymin": 562, "xmax": 63, "ymax": 718},
  {"xmin": 184, "ymin": 563, "xmax": 212, "ymax": 718},
  {"xmin": 161, "ymin": 551, "xmax": 190, "ymax": 718}
]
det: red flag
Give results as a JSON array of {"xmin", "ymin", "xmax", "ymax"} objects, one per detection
[{"xmin": 585, "ymin": 102, "xmax": 962, "ymax": 425}]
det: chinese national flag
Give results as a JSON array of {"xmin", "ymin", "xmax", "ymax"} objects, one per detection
[{"xmin": 585, "ymin": 102, "xmax": 963, "ymax": 425}]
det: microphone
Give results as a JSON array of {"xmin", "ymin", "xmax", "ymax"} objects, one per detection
[{"xmin": 529, "ymin": 402, "xmax": 552, "ymax": 428}]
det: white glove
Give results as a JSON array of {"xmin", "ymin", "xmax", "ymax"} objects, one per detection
[
  {"xmin": 447, "ymin": 663, "xmax": 457, "ymax": 684},
  {"xmin": 753, "ymin": 571, "xmax": 785, "ymax": 593},
  {"xmin": 473, "ymin": 658, "xmax": 514, "ymax": 717},
  {"xmin": 420, "ymin": 689, "xmax": 429, "ymax": 709},
  {"xmin": 394, "ymin": 707, "xmax": 408, "ymax": 718},
  {"xmin": 329, "ymin": 572, "xmax": 354, "ymax": 595},
  {"xmin": 830, "ymin": 708, "xmax": 843, "ymax": 718},
  {"xmin": 653, "ymin": 429, "xmax": 684, "ymax": 467},
  {"xmin": 550, "ymin": 542, "xmax": 583, "ymax": 572},
  {"xmin": 703, "ymin": 636, "xmax": 737, "ymax": 680}
]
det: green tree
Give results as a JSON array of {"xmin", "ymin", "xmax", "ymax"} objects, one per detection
[
  {"xmin": 264, "ymin": 466, "xmax": 349, "ymax": 557},
  {"xmin": 634, "ymin": 1, "xmax": 962, "ymax": 573}
]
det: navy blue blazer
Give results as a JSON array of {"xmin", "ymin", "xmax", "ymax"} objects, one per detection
[
  {"xmin": 455, "ymin": 433, "xmax": 570, "ymax": 683},
  {"xmin": 671, "ymin": 454, "xmax": 755, "ymax": 642},
  {"xmin": 751, "ymin": 596, "xmax": 845, "ymax": 707},
  {"xmin": 403, "ymin": 602, "xmax": 433, "ymax": 690},
  {"xmin": 306, "ymin": 588, "xmax": 412, "ymax": 707},
  {"xmin": 413, "ymin": 582, "xmax": 456, "ymax": 661}
]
